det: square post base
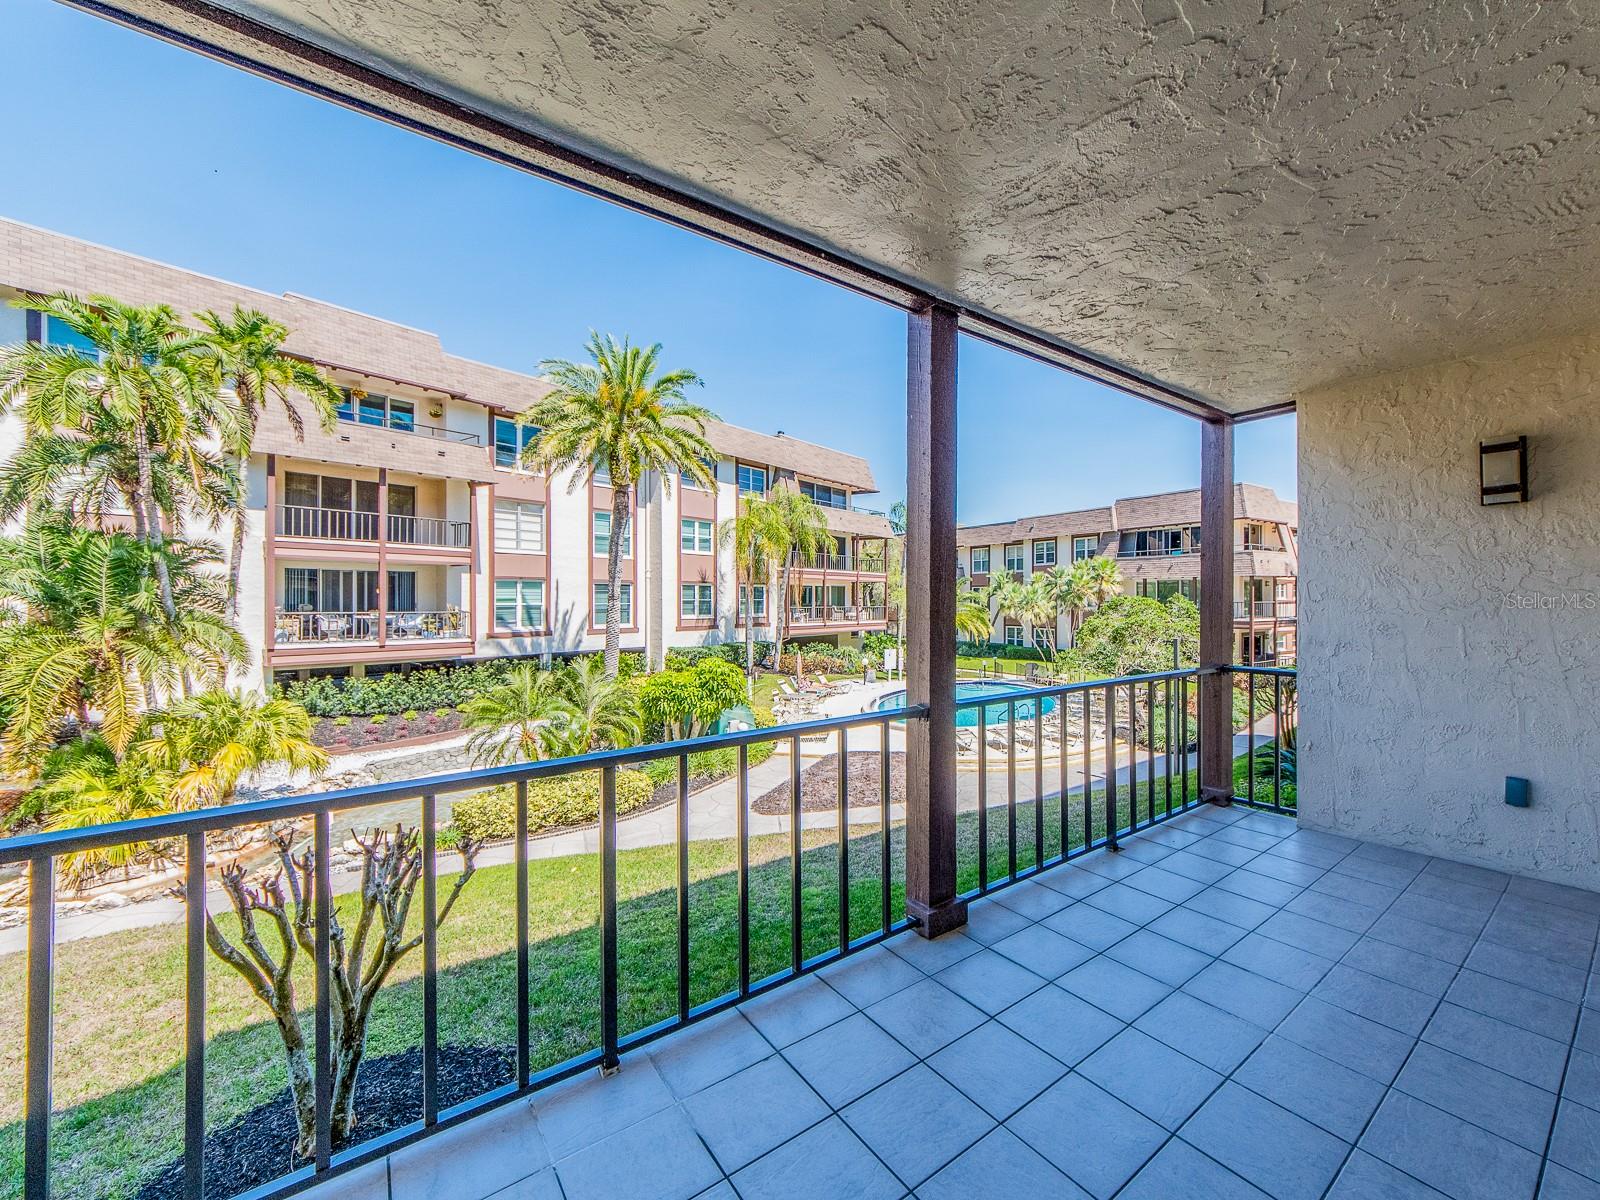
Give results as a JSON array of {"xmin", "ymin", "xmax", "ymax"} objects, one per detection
[{"xmin": 909, "ymin": 896, "xmax": 969, "ymax": 939}]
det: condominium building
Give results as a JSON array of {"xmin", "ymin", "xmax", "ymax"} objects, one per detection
[
  {"xmin": 0, "ymin": 220, "xmax": 893, "ymax": 688},
  {"xmin": 957, "ymin": 484, "xmax": 1298, "ymax": 664}
]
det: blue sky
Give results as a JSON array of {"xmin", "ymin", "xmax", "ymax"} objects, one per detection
[{"xmin": 3, "ymin": 0, "xmax": 1295, "ymax": 523}]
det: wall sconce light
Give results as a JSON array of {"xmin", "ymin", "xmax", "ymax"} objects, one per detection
[{"xmin": 1480, "ymin": 436, "xmax": 1528, "ymax": 505}]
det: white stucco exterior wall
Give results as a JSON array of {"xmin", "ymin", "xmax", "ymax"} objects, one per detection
[{"xmin": 1297, "ymin": 328, "xmax": 1600, "ymax": 890}]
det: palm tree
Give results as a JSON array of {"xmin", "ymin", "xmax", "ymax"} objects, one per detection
[
  {"xmin": 0, "ymin": 294, "xmax": 239, "ymax": 618},
  {"xmin": 145, "ymin": 689, "xmax": 330, "ymax": 808},
  {"xmin": 197, "ymin": 307, "xmax": 342, "ymax": 620},
  {"xmin": 31, "ymin": 735, "xmax": 178, "ymax": 886},
  {"xmin": 766, "ymin": 488, "xmax": 831, "ymax": 670},
  {"xmin": 522, "ymin": 333, "xmax": 718, "ymax": 677},
  {"xmin": 0, "ymin": 522, "xmax": 244, "ymax": 773},
  {"xmin": 719, "ymin": 494, "xmax": 789, "ymax": 682},
  {"xmin": 955, "ymin": 580, "xmax": 995, "ymax": 643},
  {"xmin": 1076, "ymin": 555, "xmax": 1125, "ymax": 607},
  {"xmin": 459, "ymin": 663, "xmax": 574, "ymax": 766},
  {"xmin": 1039, "ymin": 562, "xmax": 1093, "ymax": 648},
  {"xmin": 553, "ymin": 655, "xmax": 641, "ymax": 753}
]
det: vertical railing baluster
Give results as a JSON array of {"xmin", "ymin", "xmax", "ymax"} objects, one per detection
[
  {"xmin": 1247, "ymin": 670, "xmax": 1257, "ymax": 808},
  {"xmin": 879, "ymin": 719, "xmax": 891, "ymax": 934},
  {"xmin": 1164, "ymin": 679, "xmax": 1174, "ymax": 816},
  {"xmin": 1006, "ymin": 699, "xmax": 1018, "ymax": 881},
  {"xmin": 738, "ymin": 745, "xmax": 750, "ymax": 994},
  {"xmin": 1180, "ymin": 675, "xmax": 1191, "ymax": 810},
  {"xmin": 1273, "ymin": 675, "xmax": 1284, "ymax": 811},
  {"xmin": 1105, "ymin": 686, "xmax": 1119, "ymax": 850},
  {"xmin": 789, "ymin": 735, "xmax": 802, "ymax": 975},
  {"xmin": 599, "ymin": 767, "xmax": 620, "ymax": 1073},
  {"xmin": 422, "ymin": 793, "xmax": 439, "ymax": 1126},
  {"xmin": 516, "ymin": 781, "xmax": 530, "ymax": 1088},
  {"xmin": 676, "ymin": 756, "xmax": 690, "ymax": 1022},
  {"xmin": 1145, "ymin": 681, "xmax": 1156, "ymax": 826},
  {"xmin": 836, "ymin": 728, "xmax": 849, "ymax": 953},
  {"xmin": 313, "ymin": 811, "xmax": 332, "ymax": 1171},
  {"xmin": 184, "ymin": 833, "xmax": 206, "ymax": 1200},
  {"xmin": 1058, "ymin": 691, "xmax": 1069, "ymax": 861},
  {"xmin": 977, "ymin": 704, "xmax": 988, "ymax": 891},
  {"xmin": 24, "ymin": 856, "xmax": 54, "ymax": 1200},
  {"xmin": 1033, "ymin": 703, "xmax": 1044, "ymax": 871},
  {"xmin": 1080, "ymin": 691, "xmax": 1092, "ymax": 854}
]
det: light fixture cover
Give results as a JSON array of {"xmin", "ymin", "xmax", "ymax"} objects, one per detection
[{"xmin": 1480, "ymin": 436, "xmax": 1528, "ymax": 505}]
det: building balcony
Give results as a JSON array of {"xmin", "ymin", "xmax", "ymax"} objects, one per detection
[
  {"xmin": 788, "ymin": 603, "xmax": 888, "ymax": 628},
  {"xmin": 276, "ymin": 505, "xmax": 472, "ymax": 550},
  {"xmin": 272, "ymin": 608, "xmax": 472, "ymax": 646}
]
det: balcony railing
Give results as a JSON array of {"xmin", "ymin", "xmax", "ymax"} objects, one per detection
[
  {"xmin": 1233, "ymin": 599, "xmax": 1298, "ymax": 620},
  {"xmin": 274, "ymin": 609, "xmax": 470, "ymax": 644},
  {"xmin": 276, "ymin": 506, "xmax": 471, "ymax": 548},
  {"xmin": 387, "ymin": 513, "xmax": 472, "ymax": 548},
  {"xmin": 788, "ymin": 604, "xmax": 888, "ymax": 625},
  {"xmin": 277, "ymin": 505, "xmax": 379, "ymax": 541},
  {"xmin": 1119, "ymin": 546, "xmax": 1197, "ymax": 558},
  {"xmin": 0, "ymin": 666, "xmax": 1295, "ymax": 1200},
  {"xmin": 337, "ymin": 412, "xmax": 482, "ymax": 445}
]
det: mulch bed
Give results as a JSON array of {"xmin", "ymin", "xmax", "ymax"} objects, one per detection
[
  {"xmin": 311, "ymin": 709, "xmax": 465, "ymax": 751},
  {"xmin": 751, "ymin": 751, "xmax": 906, "ymax": 815},
  {"xmin": 135, "ymin": 1044, "xmax": 515, "ymax": 1200}
]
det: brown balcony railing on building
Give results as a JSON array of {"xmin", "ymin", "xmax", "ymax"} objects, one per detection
[
  {"xmin": 385, "ymin": 609, "xmax": 471, "ymax": 640},
  {"xmin": 387, "ymin": 513, "xmax": 472, "ymax": 548},
  {"xmin": 277, "ymin": 504, "xmax": 380, "ymax": 541},
  {"xmin": 336, "ymin": 412, "xmax": 482, "ymax": 445},
  {"xmin": 1, "ymin": 666, "xmax": 1297, "ymax": 1200},
  {"xmin": 274, "ymin": 610, "xmax": 379, "ymax": 644}
]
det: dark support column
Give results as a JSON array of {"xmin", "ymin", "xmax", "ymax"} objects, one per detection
[
  {"xmin": 377, "ymin": 468, "xmax": 389, "ymax": 647},
  {"xmin": 905, "ymin": 301, "xmax": 967, "ymax": 937},
  {"xmin": 1199, "ymin": 417, "xmax": 1235, "ymax": 805}
]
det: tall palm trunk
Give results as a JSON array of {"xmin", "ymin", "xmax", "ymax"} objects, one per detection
[
  {"xmin": 603, "ymin": 485, "xmax": 629, "ymax": 678},
  {"xmin": 225, "ymin": 384, "xmax": 258, "ymax": 623},
  {"xmin": 743, "ymin": 580, "xmax": 755, "ymax": 685},
  {"xmin": 226, "ymin": 477, "xmax": 247, "ymax": 624},
  {"xmin": 131, "ymin": 421, "xmax": 176, "ymax": 620},
  {"xmin": 775, "ymin": 552, "xmax": 795, "ymax": 672}
]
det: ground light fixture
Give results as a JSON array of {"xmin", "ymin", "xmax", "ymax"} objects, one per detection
[{"xmin": 1479, "ymin": 436, "xmax": 1529, "ymax": 505}]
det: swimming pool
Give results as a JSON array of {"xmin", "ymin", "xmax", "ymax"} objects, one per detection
[{"xmin": 876, "ymin": 680, "xmax": 1059, "ymax": 727}]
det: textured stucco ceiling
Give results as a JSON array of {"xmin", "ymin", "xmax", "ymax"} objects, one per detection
[{"xmin": 107, "ymin": 0, "xmax": 1600, "ymax": 414}]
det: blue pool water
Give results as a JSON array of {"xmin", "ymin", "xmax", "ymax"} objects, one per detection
[{"xmin": 876, "ymin": 680, "xmax": 1058, "ymax": 727}]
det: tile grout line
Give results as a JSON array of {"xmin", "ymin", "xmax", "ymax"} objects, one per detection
[
  {"xmin": 1311, "ymin": 872, "xmax": 1529, "ymax": 1200},
  {"xmin": 1530, "ymin": 911, "xmax": 1600, "ymax": 1197}
]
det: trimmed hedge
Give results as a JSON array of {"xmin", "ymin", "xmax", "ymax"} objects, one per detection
[
  {"xmin": 664, "ymin": 642, "xmax": 773, "ymax": 670},
  {"xmin": 778, "ymin": 644, "xmax": 862, "ymax": 674},
  {"xmin": 450, "ymin": 768, "xmax": 655, "ymax": 840},
  {"xmin": 280, "ymin": 652, "xmax": 645, "ymax": 717},
  {"xmin": 955, "ymin": 640, "xmax": 1048, "ymax": 662}
]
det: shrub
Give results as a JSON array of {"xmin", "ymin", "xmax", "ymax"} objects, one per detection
[
  {"xmin": 636, "ymin": 658, "xmax": 749, "ymax": 739},
  {"xmin": 402, "ymin": 710, "xmax": 419, "ymax": 721},
  {"xmin": 778, "ymin": 644, "xmax": 862, "ymax": 674},
  {"xmin": 433, "ymin": 709, "xmax": 451, "ymax": 720},
  {"xmin": 450, "ymin": 769, "xmax": 654, "ymax": 840},
  {"xmin": 332, "ymin": 716, "xmax": 350, "ymax": 728},
  {"xmin": 368, "ymin": 713, "xmax": 386, "ymax": 725},
  {"xmin": 279, "ymin": 659, "xmax": 530, "ymax": 717}
]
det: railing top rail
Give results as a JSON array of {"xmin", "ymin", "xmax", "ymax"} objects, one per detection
[
  {"xmin": 1231, "ymin": 664, "xmax": 1298, "ymax": 678},
  {"xmin": 949, "ymin": 666, "xmax": 1201, "ymax": 709},
  {"xmin": 0, "ymin": 703, "xmax": 929, "ymax": 864}
]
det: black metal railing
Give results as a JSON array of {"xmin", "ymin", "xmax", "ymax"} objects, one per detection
[
  {"xmin": 3, "ymin": 664, "xmax": 1296, "ymax": 1200},
  {"xmin": 1, "ymin": 705, "xmax": 924, "ymax": 1200},
  {"xmin": 1233, "ymin": 664, "xmax": 1298, "ymax": 813},
  {"xmin": 957, "ymin": 668, "xmax": 1204, "ymax": 898}
]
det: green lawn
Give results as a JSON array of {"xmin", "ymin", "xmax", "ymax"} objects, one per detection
[{"xmin": 0, "ymin": 748, "xmax": 1288, "ymax": 1200}]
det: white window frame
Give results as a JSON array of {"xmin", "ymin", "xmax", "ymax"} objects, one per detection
[
  {"xmin": 593, "ymin": 582, "xmax": 634, "ymax": 626},
  {"xmin": 1004, "ymin": 543, "xmax": 1025, "ymax": 573},
  {"xmin": 1033, "ymin": 539, "xmax": 1057, "ymax": 567},
  {"xmin": 970, "ymin": 546, "xmax": 990, "ymax": 573},
  {"xmin": 494, "ymin": 578, "xmax": 545, "ymax": 631},
  {"xmin": 680, "ymin": 583, "xmax": 714, "ymax": 619},
  {"xmin": 680, "ymin": 518, "xmax": 713, "ymax": 554},
  {"xmin": 736, "ymin": 464, "xmax": 767, "ymax": 495},
  {"xmin": 593, "ymin": 511, "xmax": 631, "ymax": 557},
  {"xmin": 740, "ymin": 584, "xmax": 767, "ymax": 620},
  {"xmin": 1073, "ymin": 536, "xmax": 1096, "ymax": 561},
  {"xmin": 493, "ymin": 499, "xmax": 545, "ymax": 553},
  {"xmin": 1004, "ymin": 624, "xmax": 1024, "ymax": 647},
  {"xmin": 493, "ymin": 417, "xmax": 540, "ymax": 470}
]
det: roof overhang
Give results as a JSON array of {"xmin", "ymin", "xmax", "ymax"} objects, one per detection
[{"xmin": 69, "ymin": 0, "xmax": 1600, "ymax": 421}]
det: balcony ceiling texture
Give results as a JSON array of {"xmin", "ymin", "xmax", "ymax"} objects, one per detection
[{"xmin": 106, "ymin": 1, "xmax": 1600, "ymax": 417}]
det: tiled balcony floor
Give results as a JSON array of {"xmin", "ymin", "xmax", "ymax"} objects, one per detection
[{"xmin": 315, "ymin": 805, "xmax": 1600, "ymax": 1200}]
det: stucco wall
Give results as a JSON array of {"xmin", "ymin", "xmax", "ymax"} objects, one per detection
[{"xmin": 1297, "ymin": 329, "xmax": 1600, "ymax": 889}]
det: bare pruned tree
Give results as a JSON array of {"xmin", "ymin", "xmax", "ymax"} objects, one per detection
[{"xmin": 197, "ymin": 823, "xmax": 482, "ymax": 1157}]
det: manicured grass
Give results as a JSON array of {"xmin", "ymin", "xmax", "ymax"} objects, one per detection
[{"xmin": 0, "ymin": 749, "xmax": 1281, "ymax": 1200}]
